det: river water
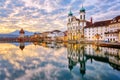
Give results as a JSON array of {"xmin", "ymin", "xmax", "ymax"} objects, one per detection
[{"xmin": 0, "ymin": 42, "xmax": 120, "ymax": 80}]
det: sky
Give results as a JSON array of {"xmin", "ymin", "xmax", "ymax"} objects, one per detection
[{"xmin": 0, "ymin": 0, "xmax": 120, "ymax": 34}]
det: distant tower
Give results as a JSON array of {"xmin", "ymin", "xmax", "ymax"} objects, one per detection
[
  {"xmin": 19, "ymin": 28, "xmax": 25, "ymax": 38},
  {"xmin": 68, "ymin": 9, "xmax": 73, "ymax": 23},
  {"xmin": 90, "ymin": 17, "xmax": 93, "ymax": 24},
  {"xmin": 18, "ymin": 28, "xmax": 25, "ymax": 42},
  {"xmin": 79, "ymin": 46, "xmax": 86, "ymax": 76}
]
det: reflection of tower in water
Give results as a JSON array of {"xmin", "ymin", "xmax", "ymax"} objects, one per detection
[
  {"xmin": 67, "ymin": 44, "xmax": 87, "ymax": 76},
  {"xmin": 19, "ymin": 42, "xmax": 25, "ymax": 50},
  {"xmin": 79, "ymin": 46, "xmax": 86, "ymax": 76}
]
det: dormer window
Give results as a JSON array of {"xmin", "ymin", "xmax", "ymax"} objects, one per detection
[{"xmin": 112, "ymin": 18, "xmax": 116, "ymax": 23}]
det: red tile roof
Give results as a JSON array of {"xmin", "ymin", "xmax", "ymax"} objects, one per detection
[
  {"xmin": 84, "ymin": 15, "xmax": 120, "ymax": 28},
  {"xmin": 84, "ymin": 20, "xmax": 111, "ymax": 28},
  {"xmin": 110, "ymin": 15, "xmax": 120, "ymax": 24}
]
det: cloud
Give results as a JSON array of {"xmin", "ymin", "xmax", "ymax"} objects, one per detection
[{"xmin": 0, "ymin": 0, "xmax": 119, "ymax": 33}]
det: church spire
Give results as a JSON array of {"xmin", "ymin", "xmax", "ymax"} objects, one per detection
[
  {"xmin": 68, "ymin": 9, "xmax": 73, "ymax": 16},
  {"xmin": 80, "ymin": 4, "xmax": 85, "ymax": 13}
]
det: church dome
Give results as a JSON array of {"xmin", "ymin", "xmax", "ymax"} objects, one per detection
[
  {"xmin": 68, "ymin": 10, "xmax": 73, "ymax": 16},
  {"xmin": 80, "ymin": 6, "xmax": 85, "ymax": 13}
]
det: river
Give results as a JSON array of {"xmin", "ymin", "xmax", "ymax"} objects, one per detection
[{"xmin": 0, "ymin": 42, "xmax": 120, "ymax": 80}]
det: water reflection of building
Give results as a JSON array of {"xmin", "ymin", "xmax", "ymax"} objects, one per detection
[
  {"xmin": 67, "ymin": 44, "xmax": 87, "ymax": 76},
  {"xmin": 32, "ymin": 42, "xmax": 65, "ymax": 49},
  {"xmin": 67, "ymin": 44, "xmax": 120, "ymax": 75},
  {"xmin": 19, "ymin": 42, "xmax": 25, "ymax": 50}
]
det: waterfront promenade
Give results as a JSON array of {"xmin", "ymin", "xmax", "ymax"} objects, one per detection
[{"xmin": 0, "ymin": 37, "xmax": 120, "ymax": 49}]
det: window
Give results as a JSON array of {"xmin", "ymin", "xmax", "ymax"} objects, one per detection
[
  {"xmin": 84, "ymin": 15, "xmax": 85, "ymax": 20},
  {"xmin": 113, "ymin": 38, "xmax": 115, "ymax": 41},
  {"xmin": 80, "ymin": 15, "xmax": 82, "ymax": 19},
  {"xmin": 68, "ymin": 19, "xmax": 70, "ymax": 22}
]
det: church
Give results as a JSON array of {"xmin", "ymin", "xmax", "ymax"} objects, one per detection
[
  {"xmin": 67, "ymin": 6, "xmax": 91, "ymax": 41},
  {"xmin": 67, "ymin": 6, "xmax": 120, "ymax": 42}
]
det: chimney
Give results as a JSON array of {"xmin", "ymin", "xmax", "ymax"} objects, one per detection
[{"xmin": 90, "ymin": 17, "xmax": 93, "ymax": 24}]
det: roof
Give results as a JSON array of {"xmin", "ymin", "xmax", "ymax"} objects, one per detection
[
  {"xmin": 19, "ymin": 28, "xmax": 25, "ymax": 34},
  {"xmin": 71, "ymin": 16, "xmax": 80, "ymax": 22},
  {"xmin": 84, "ymin": 15, "xmax": 120, "ymax": 28},
  {"xmin": 68, "ymin": 16, "xmax": 87, "ymax": 23},
  {"xmin": 94, "ymin": 20, "xmax": 111, "ymax": 26},
  {"xmin": 84, "ymin": 20, "xmax": 111, "ymax": 28},
  {"xmin": 86, "ymin": 21, "xmax": 92, "ymax": 26},
  {"xmin": 80, "ymin": 6, "xmax": 85, "ymax": 13},
  {"xmin": 110, "ymin": 15, "xmax": 120, "ymax": 24},
  {"xmin": 115, "ymin": 15, "xmax": 120, "ymax": 19}
]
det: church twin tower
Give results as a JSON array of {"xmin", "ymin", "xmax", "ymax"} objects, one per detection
[
  {"xmin": 67, "ymin": 6, "xmax": 86, "ymax": 41},
  {"xmin": 68, "ymin": 6, "xmax": 86, "ymax": 22}
]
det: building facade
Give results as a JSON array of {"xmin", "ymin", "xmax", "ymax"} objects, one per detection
[
  {"xmin": 84, "ymin": 15, "xmax": 120, "ymax": 42},
  {"xmin": 84, "ymin": 20, "xmax": 110, "ymax": 41},
  {"xmin": 105, "ymin": 16, "xmax": 120, "ymax": 42},
  {"xmin": 67, "ymin": 6, "xmax": 91, "ymax": 41}
]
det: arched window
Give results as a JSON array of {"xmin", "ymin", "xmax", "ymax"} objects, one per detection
[
  {"xmin": 84, "ymin": 15, "xmax": 85, "ymax": 20},
  {"xmin": 80, "ymin": 15, "xmax": 82, "ymax": 19},
  {"xmin": 69, "ymin": 19, "xmax": 70, "ymax": 22}
]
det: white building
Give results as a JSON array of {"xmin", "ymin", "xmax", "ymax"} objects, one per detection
[
  {"xmin": 67, "ymin": 6, "xmax": 91, "ymax": 41},
  {"xmin": 84, "ymin": 20, "xmax": 110, "ymax": 41},
  {"xmin": 47, "ymin": 30, "xmax": 64, "ymax": 41},
  {"xmin": 105, "ymin": 16, "xmax": 120, "ymax": 42},
  {"xmin": 84, "ymin": 15, "xmax": 120, "ymax": 42}
]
